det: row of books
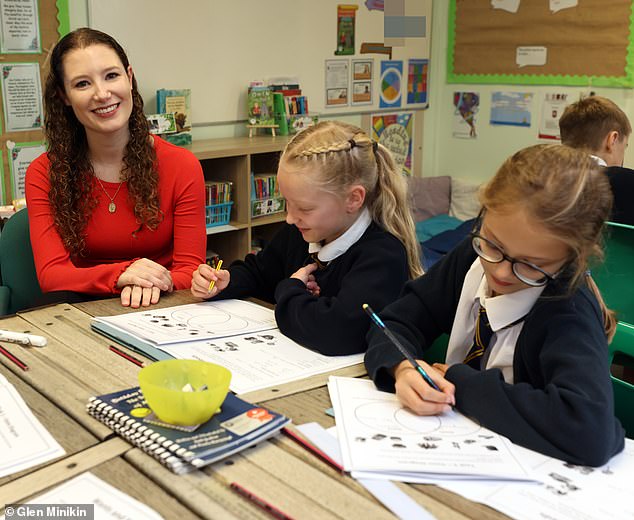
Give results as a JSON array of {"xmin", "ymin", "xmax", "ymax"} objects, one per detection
[
  {"xmin": 205, "ymin": 181, "xmax": 233, "ymax": 206},
  {"xmin": 251, "ymin": 173, "xmax": 280, "ymax": 201},
  {"xmin": 87, "ymin": 387, "xmax": 289, "ymax": 474}
]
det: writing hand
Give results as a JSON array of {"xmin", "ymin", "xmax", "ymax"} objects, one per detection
[
  {"xmin": 191, "ymin": 263, "xmax": 230, "ymax": 298},
  {"xmin": 393, "ymin": 359, "xmax": 455, "ymax": 415}
]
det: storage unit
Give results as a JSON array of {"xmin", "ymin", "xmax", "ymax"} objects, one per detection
[{"xmin": 188, "ymin": 136, "xmax": 291, "ymax": 264}]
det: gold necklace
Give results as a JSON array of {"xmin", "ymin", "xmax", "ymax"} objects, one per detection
[{"xmin": 95, "ymin": 177, "xmax": 124, "ymax": 213}]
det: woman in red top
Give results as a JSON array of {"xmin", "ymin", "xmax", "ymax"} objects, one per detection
[{"xmin": 26, "ymin": 28, "xmax": 205, "ymax": 308}]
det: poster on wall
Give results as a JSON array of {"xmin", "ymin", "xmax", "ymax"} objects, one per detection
[
  {"xmin": 371, "ymin": 112, "xmax": 414, "ymax": 176},
  {"xmin": 7, "ymin": 140, "xmax": 45, "ymax": 199},
  {"xmin": 325, "ymin": 59, "xmax": 349, "ymax": 107},
  {"xmin": 406, "ymin": 58, "xmax": 429, "ymax": 107},
  {"xmin": 538, "ymin": 92, "xmax": 569, "ymax": 140},
  {"xmin": 453, "ymin": 92, "xmax": 480, "ymax": 139},
  {"xmin": 334, "ymin": 4, "xmax": 358, "ymax": 55},
  {"xmin": 1, "ymin": 62, "xmax": 42, "ymax": 132},
  {"xmin": 0, "ymin": 0, "xmax": 40, "ymax": 53},
  {"xmin": 351, "ymin": 58, "xmax": 373, "ymax": 105},
  {"xmin": 490, "ymin": 91, "xmax": 533, "ymax": 127},
  {"xmin": 379, "ymin": 60, "xmax": 403, "ymax": 109}
]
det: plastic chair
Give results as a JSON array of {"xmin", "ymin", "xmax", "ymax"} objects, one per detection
[
  {"xmin": 593, "ymin": 221, "xmax": 634, "ymax": 324},
  {"xmin": 424, "ymin": 334, "xmax": 449, "ymax": 365},
  {"xmin": 609, "ymin": 322, "xmax": 634, "ymax": 439},
  {"xmin": 0, "ymin": 208, "xmax": 43, "ymax": 315}
]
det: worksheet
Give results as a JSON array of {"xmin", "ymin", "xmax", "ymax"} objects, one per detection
[
  {"xmin": 328, "ymin": 376, "xmax": 532, "ymax": 481},
  {"xmin": 157, "ymin": 329, "xmax": 363, "ymax": 394},
  {"xmin": 0, "ymin": 472, "xmax": 163, "ymax": 520},
  {"xmin": 93, "ymin": 299, "xmax": 277, "ymax": 345},
  {"xmin": 0, "ymin": 374, "xmax": 65, "ymax": 478}
]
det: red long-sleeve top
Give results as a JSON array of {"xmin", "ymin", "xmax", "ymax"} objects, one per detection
[{"xmin": 25, "ymin": 135, "xmax": 206, "ymax": 295}]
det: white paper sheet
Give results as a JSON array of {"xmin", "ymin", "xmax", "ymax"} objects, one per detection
[
  {"xmin": 297, "ymin": 423, "xmax": 436, "ymax": 520},
  {"xmin": 439, "ymin": 439, "xmax": 634, "ymax": 520},
  {"xmin": 157, "ymin": 328, "xmax": 362, "ymax": 394},
  {"xmin": 328, "ymin": 376, "xmax": 532, "ymax": 481},
  {"xmin": 0, "ymin": 374, "xmax": 65, "ymax": 478},
  {"xmin": 0, "ymin": 472, "xmax": 163, "ymax": 520}
]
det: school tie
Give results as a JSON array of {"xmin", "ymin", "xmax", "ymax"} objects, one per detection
[
  {"xmin": 463, "ymin": 305, "xmax": 494, "ymax": 370},
  {"xmin": 306, "ymin": 252, "xmax": 329, "ymax": 270}
]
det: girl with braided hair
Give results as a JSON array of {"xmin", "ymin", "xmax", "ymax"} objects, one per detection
[
  {"xmin": 26, "ymin": 28, "xmax": 206, "ymax": 308},
  {"xmin": 192, "ymin": 121, "xmax": 422, "ymax": 355}
]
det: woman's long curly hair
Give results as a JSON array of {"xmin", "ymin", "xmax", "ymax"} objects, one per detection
[{"xmin": 44, "ymin": 28, "xmax": 161, "ymax": 257}]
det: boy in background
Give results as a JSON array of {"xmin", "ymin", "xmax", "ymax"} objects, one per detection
[{"xmin": 559, "ymin": 95, "xmax": 634, "ymax": 225}]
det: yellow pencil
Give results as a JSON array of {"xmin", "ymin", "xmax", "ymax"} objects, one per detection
[{"xmin": 208, "ymin": 259, "xmax": 223, "ymax": 292}]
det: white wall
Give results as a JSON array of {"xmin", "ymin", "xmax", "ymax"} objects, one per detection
[{"xmin": 423, "ymin": 3, "xmax": 634, "ymax": 183}]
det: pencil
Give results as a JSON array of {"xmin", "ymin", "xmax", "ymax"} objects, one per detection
[
  {"xmin": 208, "ymin": 259, "xmax": 223, "ymax": 292},
  {"xmin": 362, "ymin": 304, "xmax": 441, "ymax": 391},
  {"xmin": 0, "ymin": 343, "xmax": 29, "ymax": 371},
  {"xmin": 109, "ymin": 344, "xmax": 144, "ymax": 368},
  {"xmin": 230, "ymin": 482, "xmax": 294, "ymax": 520}
]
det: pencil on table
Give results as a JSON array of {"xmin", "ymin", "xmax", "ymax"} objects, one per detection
[
  {"xmin": 208, "ymin": 259, "xmax": 223, "ymax": 292},
  {"xmin": 0, "ymin": 343, "xmax": 29, "ymax": 371}
]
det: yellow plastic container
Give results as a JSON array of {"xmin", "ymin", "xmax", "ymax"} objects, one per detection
[{"xmin": 138, "ymin": 359, "xmax": 231, "ymax": 426}]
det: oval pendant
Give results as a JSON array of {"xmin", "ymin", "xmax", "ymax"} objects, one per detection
[{"xmin": 108, "ymin": 202, "xmax": 116, "ymax": 213}]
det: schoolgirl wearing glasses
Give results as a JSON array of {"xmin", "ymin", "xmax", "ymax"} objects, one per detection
[{"xmin": 365, "ymin": 144, "xmax": 624, "ymax": 466}]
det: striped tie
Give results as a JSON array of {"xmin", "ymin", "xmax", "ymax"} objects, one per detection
[{"xmin": 463, "ymin": 305, "xmax": 494, "ymax": 370}]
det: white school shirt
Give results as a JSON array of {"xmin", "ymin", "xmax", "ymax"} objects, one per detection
[
  {"xmin": 308, "ymin": 207, "xmax": 372, "ymax": 262},
  {"xmin": 445, "ymin": 259, "xmax": 545, "ymax": 383}
]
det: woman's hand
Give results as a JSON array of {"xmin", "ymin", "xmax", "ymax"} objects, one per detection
[
  {"xmin": 291, "ymin": 263, "xmax": 321, "ymax": 296},
  {"xmin": 120, "ymin": 285, "xmax": 161, "ymax": 308},
  {"xmin": 117, "ymin": 258, "xmax": 173, "ymax": 293},
  {"xmin": 191, "ymin": 263, "xmax": 230, "ymax": 298},
  {"xmin": 393, "ymin": 359, "xmax": 456, "ymax": 415}
]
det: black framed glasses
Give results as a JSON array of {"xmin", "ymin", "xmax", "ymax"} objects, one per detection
[{"xmin": 470, "ymin": 211, "xmax": 564, "ymax": 287}]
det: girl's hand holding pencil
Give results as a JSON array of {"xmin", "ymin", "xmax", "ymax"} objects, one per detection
[
  {"xmin": 191, "ymin": 261, "xmax": 230, "ymax": 298},
  {"xmin": 393, "ymin": 358, "xmax": 455, "ymax": 415}
]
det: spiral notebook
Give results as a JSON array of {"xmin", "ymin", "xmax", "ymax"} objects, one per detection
[{"xmin": 86, "ymin": 387, "xmax": 290, "ymax": 474}]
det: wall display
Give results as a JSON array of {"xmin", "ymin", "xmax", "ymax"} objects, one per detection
[
  {"xmin": 7, "ymin": 140, "xmax": 45, "ymax": 199},
  {"xmin": 88, "ymin": 0, "xmax": 431, "ymax": 121},
  {"xmin": 379, "ymin": 60, "xmax": 403, "ymax": 109},
  {"xmin": 351, "ymin": 58, "xmax": 373, "ymax": 105},
  {"xmin": 489, "ymin": 91, "xmax": 532, "ymax": 127},
  {"xmin": 371, "ymin": 112, "xmax": 413, "ymax": 176},
  {"xmin": 0, "ymin": 0, "xmax": 40, "ymax": 53},
  {"xmin": 448, "ymin": 0, "xmax": 634, "ymax": 87},
  {"xmin": 538, "ymin": 92, "xmax": 569, "ymax": 140},
  {"xmin": 325, "ymin": 59, "xmax": 349, "ymax": 107},
  {"xmin": 0, "ymin": 62, "xmax": 42, "ymax": 132},
  {"xmin": 406, "ymin": 58, "xmax": 428, "ymax": 107},
  {"xmin": 453, "ymin": 92, "xmax": 480, "ymax": 139}
]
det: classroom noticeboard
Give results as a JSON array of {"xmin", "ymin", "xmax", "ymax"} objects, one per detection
[{"xmin": 447, "ymin": 0, "xmax": 634, "ymax": 87}]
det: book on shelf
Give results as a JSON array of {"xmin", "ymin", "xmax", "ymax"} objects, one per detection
[
  {"xmin": 90, "ymin": 300, "xmax": 364, "ymax": 395},
  {"xmin": 247, "ymin": 84, "xmax": 275, "ymax": 126},
  {"xmin": 156, "ymin": 88, "xmax": 192, "ymax": 146},
  {"xmin": 87, "ymin": 387, "xmax": 290, "ymax": 474},
  {"xmin": 205, "ymin": 181, "xmax": 233, "ymax": 206}
]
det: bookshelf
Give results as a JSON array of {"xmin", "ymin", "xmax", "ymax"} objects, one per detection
[{"xmin": 187, "ymin": 135, "xmax": 292, "ymax": 264}]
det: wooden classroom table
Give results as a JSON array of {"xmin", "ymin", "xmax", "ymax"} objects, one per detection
[{"xmin": 0, "ymin": 291, "xmax": 509, "ymax": 520}]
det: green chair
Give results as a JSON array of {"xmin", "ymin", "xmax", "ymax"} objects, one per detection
[
  {"xmin": 609, "ymin": 321, "xmax": 634, "ymax": 439},
  {"xmin": 593, "ymin": 221, "xmax": 634, "ymax": 325},
  {"xmin": 0, "ymin": 208, "xmax": 43, "ymax": 315}
]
